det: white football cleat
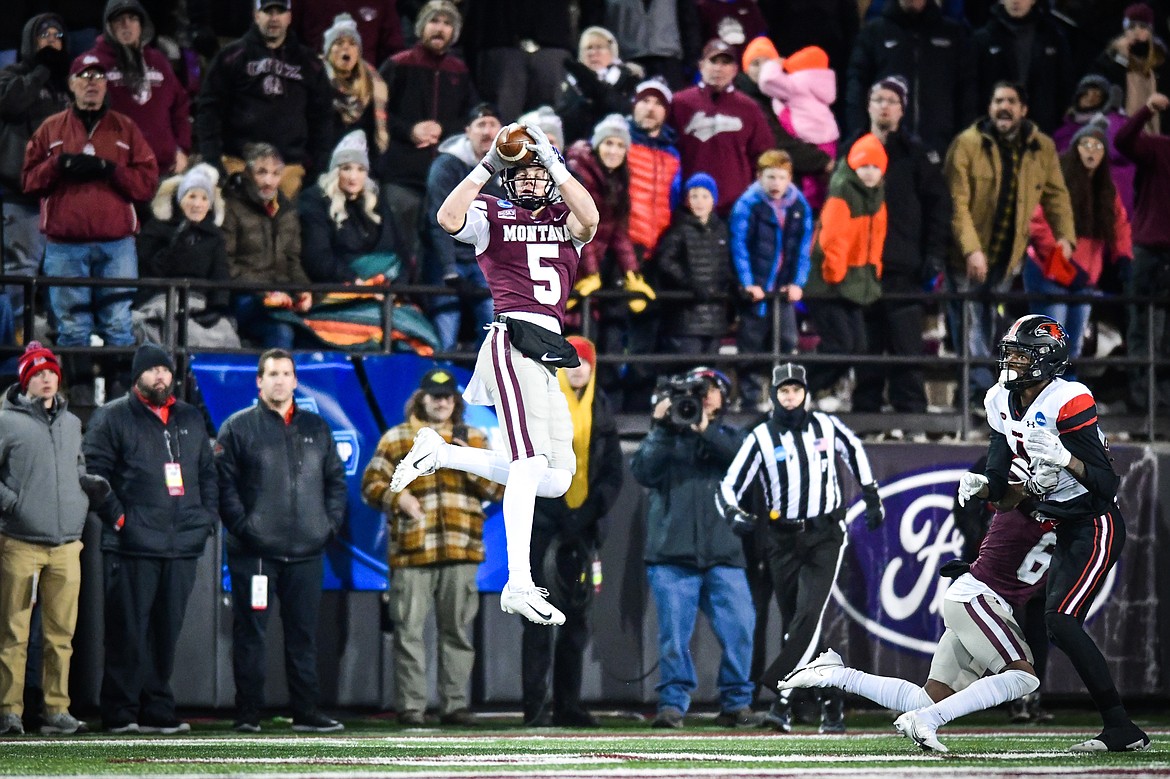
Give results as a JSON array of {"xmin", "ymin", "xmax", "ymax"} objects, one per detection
[
  {"xmin": 500, "ymin": 583, "xmax": 565, "ymax": 626},
  {"xmin": 778, "ymin": 648, "xmax": 843, "ymax": 691},
  {"xmin": 894, "ymin": 710, "xmax": 948, "ymax": 753},
  {"xmin": 390, "ymin": 427, "xmax": 445, "ymax": 492}
]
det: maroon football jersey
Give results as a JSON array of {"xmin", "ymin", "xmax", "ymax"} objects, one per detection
[
  {"xmin": 969, "ymin": 510, "xmax": 1056, "ymax": 609},
  {"xmin": 469, "ymin": 194, "xmax": 583, "ymax": 326}
]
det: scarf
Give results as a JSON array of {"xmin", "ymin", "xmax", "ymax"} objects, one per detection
[
  {"xmin": 557, "ymin": 369, "xmax": 595, "ymax": 509},
  {"xmin": 327, "ymin": 60, "xmax": 390, "ymax": 153}
]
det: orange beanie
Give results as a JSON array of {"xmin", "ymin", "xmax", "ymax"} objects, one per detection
[
  {"xmin": 847, "ymin": 133, "xmax": 888, "ymax": 174},
  {"xmin": 782, "ymin": 45, "xmax": 829, "ymax": 73},
  {"xmin": 741, "ymin": 36, "xmax": 780, "ymax": 71}
]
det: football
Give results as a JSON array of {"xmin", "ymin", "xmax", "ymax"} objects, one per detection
[{"xmin": 496, "ymin": 124, "xmax": 536, "ymax": 166}]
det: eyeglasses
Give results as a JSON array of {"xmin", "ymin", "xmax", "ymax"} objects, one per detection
[
  {"xmin": 74, "ymin": 71, "xmax": 106, "ymax": 81},
  {"xmin": 1077, "ymin": 139, "xmax": 1105, "ymax": 151},
  {"xmin": 38, "ymin": 31, "xmax": 65, "ymax": 40}
]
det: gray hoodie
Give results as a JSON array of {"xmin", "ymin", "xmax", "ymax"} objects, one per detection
[{"xmin": 0, "ymin": 385, "xmax": 89, "ymax": 545}]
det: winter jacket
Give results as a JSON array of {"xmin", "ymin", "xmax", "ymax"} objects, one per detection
[
  {"xmin": 22, "ymin": 105, "xmax": 159, "ymax": 242},
  {"xmin": 215, "ymin": 402, "xmax": 348, "ymax": 561},
  {"xmin": 83, "ymin": 391, "xmax": 219, "ymax": 558},
  {"xmin": 847, "ymin": 128, "xmax": 950, "ymax": 281},
  {"xmin": 1029, "ymin": 192, "xmax": 1131, "ymax": 289},
  {"xmin": 195, "ymin": 25, "xmax": 334, "ymax": 173},
  {"xmin": 944, "ymin": 118, "xmax": 1074, "ymax": 276},
  {"xmin": 758, "ymin": 59, "xmax": 839, "ymax": 146},
  {"xmin": 1052, "ymin": 112, "xmax": 1135, "ymax": 218},
  {"xmin": 83, "ymin": 0, "xmax": 191, "ymax": 173},
  {"xmin": 0, "ymin": 387, "xmax": 88, "ymax": 546},
  {"xmin": 729, "ymin": 181, "xmax": 814, "ymax": 312},
  {"xmin": 592, "ymin": 0, "xmax": 701, "ymax": 63},
  {"xmin": 135, "ymin": 174, "xmax": 231, "ymax": 309},
  {"xmin": 653, "ymin": 208, "xmax": 731, "ymax": 337},
  {"xmin": 294, "ymin": 0, "xmax": 404, "ymax": 66},
  {"xmin": 1114, "ymin": 105, "xmax": 1170, "ymax": 249},
  {"xmin": 463, "ymin": 1, "xmax": 576, "ymax": 60},
  {"xmin": 566, "ymin": 140, "xmax": 637, "ymax": 276},
  {"xmin": 362, "ymin": 415, "xmax": 502, "ymax": 568},
  {"xmin": 733, "ymin": 72, "xmax": 832, "ymax": 177},
  {"xmin": 845, "ymin": 0, "xmax": 976, "ymax": 158},
  {"xmin": 805, "ymin": 163, "xmax": 887, "ymax": 306},
  {"xmin": 0, "ymin": 14, "xmax": 72, "ymax": 200},
  {"xmin": 631, "ymin": 422, "xmax": 746, "ymax": 570},
  {"xmin": 760, "ymin": 0, "xmax": 859, "ymax": 89},
  {"xmin": 221, "ymin": 172, "xmax": 310, "ymax": 287},
  {"xmin": 298, "ymin": 176, "xmax": 400, "ymax": 283},
  {"xmin": 971, "ymin": 3, "xmax": 1076, "ymax": 134},
  {"xmin": 696, "ymin": 0, "xmax": 767, "ymax": 61},
  {"xmin": 377, "ymin": 45, "xmax": 476, "ymax": 190},
  {"xmin": 556, "ymin": 61, "xmax": 641, "ymax": 145},
  {"xmin": 1091, "ymin": 35, "xmax": 1170, "ymax": 132},
  {"xmin": 669, "ymin": 82, "xmax": 774, "ymax": 216},
  {"xmin": 420, "ymin": 134, "xmax": 504, "ymax": 281},
  {"xmin": 627, "ymin": 121, "xmax": 681, "ymax": 253}
]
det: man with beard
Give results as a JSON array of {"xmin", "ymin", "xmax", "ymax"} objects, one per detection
[
  {"xmin": 82, "ymin": 344, "xmax": 218, "ymax": 734},
  {"xmin": 943, "ymin": 81, "xmax": 1074, "ymax": 403},
  {"xmin": 626, "ymin": 79, "xmax": 681, "ymax": 261},
  {"xmin": 196, "ymin": 0, "xmax": 333, "ymax": 198},
  {"xmin": 83, "ymin": 0, "xmax": 191, "ymax": 175}
]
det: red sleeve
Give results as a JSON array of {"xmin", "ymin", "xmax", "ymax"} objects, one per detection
[
  {"xmin": 1057, "ymin": 393, "xmax": 1098, "ymax": 433},
  {"xmin": 1028, "ymin": 203, "xmax": 1057, "ymax": 258},
  {"xmin": 1111, "ymin": 191, "xmax": 1132, "ymax": 258},
  {"xmin": 110, "ymin": 119, "xmax": 159, "ymax": 203},
  {"xmin": 21, "ymin": 119, "xmax": 61, "ymax": 197}
]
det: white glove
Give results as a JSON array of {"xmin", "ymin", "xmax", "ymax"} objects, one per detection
[
  {"xmin": 475, "ymin": 125, "xmax": 513, "ymax": 178},
  {"xmin": 1024, "ymin": 429, "xmax": 1072, "ymax": 468},
  {"xmin": 522, "ymin": 123, "xmax": 570, "ymax": 185},
  {"xmin": 1025, "ymin": 460, "xmax": 1062, "ymax": 496},
  {"xmin": 957, "ymin": 473, "xmax": 989, "ymax": 507}
]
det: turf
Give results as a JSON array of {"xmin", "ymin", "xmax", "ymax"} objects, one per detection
[{"xmin": 0, "ymin": 712, "xmax": 1166, "ymax": 777}]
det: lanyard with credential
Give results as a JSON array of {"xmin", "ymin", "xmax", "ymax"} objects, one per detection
[{"xmin": 163, "ymin": 429, "xmax": 185, "ymax": 496}]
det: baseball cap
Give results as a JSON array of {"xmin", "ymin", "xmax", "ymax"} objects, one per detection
[
  {"xmin": 701, "ymin": 38, "xmax": 735, "ymax": 62},
  {"xmin": 68, "ymin": 53, "xmax": 107, "ymax": 78},
  {"xmin": 256, "ymin": 0, "xmax": 291, "ymax": 11},
  {"xmin": 467, "ymin": 102, "xmax": 499, "ymax": 124},
  {"xmin": 419, "ymin": 368, "xmax": 460, "ymax": 396},
  {"xmin": 634, "ymin": 79, "xmax": 673, "ymax": 106}
]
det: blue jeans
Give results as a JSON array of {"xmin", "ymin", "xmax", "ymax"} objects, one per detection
[
  {"xmin": 232, "ymin": 294, "xmax": 295, "ymax": 349},
  {"xmin": 1021, "ymin": 259, "xmax": 1092, "ymax": 360},
  {"xmin": 42, "ymin": 238, "xmax": 137, "ymax": 346},
  {"xmin": 646, "ymin": 564, "xmax": 755, "ymax": 714},
  {"xmin": 429, "ymin": 261, "xmax": 494, "ymax": 351}
]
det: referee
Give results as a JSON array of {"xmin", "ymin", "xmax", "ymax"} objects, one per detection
[{"xmin": 717, "ymin": 363, "xmax": 883, "ymax": 733}]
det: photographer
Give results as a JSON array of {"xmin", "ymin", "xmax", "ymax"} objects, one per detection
[
  {"xmin": 631, "ymin": 367, "xmax": 758, "ymax": 730},
  {"xmin": 718, "ymin": 363, "xmax": 883, "ymax": 734}
]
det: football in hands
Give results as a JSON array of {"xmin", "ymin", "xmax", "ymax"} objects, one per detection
[{"xmin": 495, "ymin": 123, "xmax": 536, "ymax": 166}]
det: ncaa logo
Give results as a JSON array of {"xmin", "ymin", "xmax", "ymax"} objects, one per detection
[{"xmin": 833, "ymin": 466, "xmax": 1116, "ymax": 655}]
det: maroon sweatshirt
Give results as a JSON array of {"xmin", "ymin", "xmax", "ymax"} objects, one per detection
[{"xmin": 1115, "ymin": 105, "xmax": 1170, "ymax": 249}]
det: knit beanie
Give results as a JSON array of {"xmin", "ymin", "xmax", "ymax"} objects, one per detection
[
  {"xmin": 783, "ymin": 45, "xmax": 829, "ymax": 73},
  {"xmin": 871, "ymin": 74, "xmax": 909, "ymax": 107},
  {"xmin": 684, "ymin": 172, "xmax": 719, "ymax": 205},
  {"xmin": 322, "ymin": 12, "xmax": 361, "ymax": 57},
  {"xmin": 177, "ymin": 162, "xmax": 218, "ymax": 203},
  {"xmin": 847, "ymin": 133, "xmax": 888, "ymax": 174},
  {"xmin": 330, "ymin": 129, "xmax": 370, "ymax": 171},
  {"xmin": 414, "ymin": 0, "xmax": 462, "ymax": 45},
  {"xmin": 18, "ymin": 341, "xmax": 61, "ymax": 392},
  {"xmin": 741, "ymin": 36, "xmax": 779, "ymax": 71},
  {"xmin": 517, "ymin": 105, "xmax": 564, "ymax": 147},
  {"xmin": 567, "ymin": 336, "xmax": 596, "ymax": 370},
  {"xmin": 1071, "ymin": 114, "xmax": 1110, "ymax": 147},
  {"xmin": 1124, "ymin": 3, "xmax": 1154, "ymax": 27},
  {"xmin": 590, "ymin": 113, "xmax": 630, "ymax": 150},
  {"xmin": 131, "ymin": 343, "xmax": 175, "ymax": 382}
]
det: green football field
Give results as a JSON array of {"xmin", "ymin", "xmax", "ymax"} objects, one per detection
[{"xmin": 0, "ymin": 711, "xmax": 1166, "ymax": 778}]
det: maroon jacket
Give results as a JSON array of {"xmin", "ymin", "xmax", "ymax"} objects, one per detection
[
  {"xmin": 1115, "ymin": 105, "xmax": 1170, "ymax": 250},
  {"xmin": 295, "ymin": 0, "xmax": 404, "ymax": 66},
  {"xmin": 566, "ymin": 140, "xmax": 637, "ymax": 276},
  {"xmin": 669, "ymin": 81, "xmax": 773, "ymax": 217},
  {"xmin": 22, "ymin": 106, "xmax": 159, "ymax": 242},
  {"xmin": 83, "ymin": 36, "xmax": 191, "ymax": 173}
]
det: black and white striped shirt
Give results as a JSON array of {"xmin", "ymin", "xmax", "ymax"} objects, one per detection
[{"xmin": 719, "ymin": 412, "xmax": 874, "ymax": 521}]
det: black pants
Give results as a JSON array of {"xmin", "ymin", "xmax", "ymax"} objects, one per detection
[
  {"xmin": 227, "ymin": 554, "xmax": 324, "ymax": 718},
  {"xmin": 1044, "ymin": 511, "xmax": 1127, "ymax": 720},
  {"xmin": 1125, "ymin": 245, "xmax": 1170, "ymax": 409},
  {"xmin": 807, "ymin": 300, "xmax": 866, "ymax": 397},
  {"xmin": 521, "ymin": 531, "xmax": 592, "ymax": 718},
  {"xmin": 100, "ymin": 553, "xmax": 198, "ymax": 727},
  {"xmin": 853, "ymin": 276, "xmax": 927, "ymax": 413},
  {"xmin": 758, "ymin": 519, "xmax": 846, "ymax": 691}
]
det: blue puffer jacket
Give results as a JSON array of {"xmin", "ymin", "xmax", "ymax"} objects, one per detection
[{"xmin": 729, "ymin": 182, "xmax": 813, "ymax": 316}]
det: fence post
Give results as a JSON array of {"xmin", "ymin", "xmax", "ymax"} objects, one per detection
[{"xmin": 959, "ymin": 294, "xmax": 971, "ymax": 440}]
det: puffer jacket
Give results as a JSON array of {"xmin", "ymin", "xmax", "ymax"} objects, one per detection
[
  {"xmin": 566, "ymin": 140, "xmax": 638, "ymax": 276},
  {"xmin": 0, "ymin": 13, "xmax": 72, "ymax": 200},
  {"xmin": 83, "ymin": 391, "xmax": 219, "ymax": 558},
  {"xmin": 627, "ymin": 121, "xmax": 681, "ymax": 253},
  {"xmin": 632, "ymin": 422, "xmax": 746, "ymax": 570},
  {"xmin": 0, "ymin": 386, "xmax": 89, "ymax": 545},
  {"xmin": 215, "ymin": 402, "xmax": 347, "ymax": 561},
  {"xmin": 653, "ymin": 208, "xmax": 731, "ymax": 337},
  {"xmin": 729, "ymin": 181, "xmax": 814, "ymax": 316},
  {"xmin": 221, "ymin": 171, "xmax": 310, "ymax": 287},
  {"xmin": 758, "ymin": 59, "xmax": 839, "ymax": 146},
  {"xmin": 805, "ymin": 163, "xmax": 887, "ymax": 306}
]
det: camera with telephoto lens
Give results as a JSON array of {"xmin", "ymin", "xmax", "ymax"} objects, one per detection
[{"xmin": 651, "ymin": 374, "xmax": 708, "ymax": 429}]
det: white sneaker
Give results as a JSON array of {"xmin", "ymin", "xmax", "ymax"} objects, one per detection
[
  {"xmin": 894, "ymin": 710, "xmax": 948, "ymax": 753},
  {"xmin": 500, "ymin": 583, "xmax": 565, "ymax": 626},
  {"xmin": 390, "ymin": 427, "xmax": 445, "ymax": 492},
  {"xmin": 778, "ymin": 648, "xmax": 843, "ymax": 691}
]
